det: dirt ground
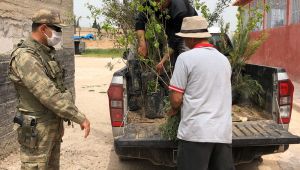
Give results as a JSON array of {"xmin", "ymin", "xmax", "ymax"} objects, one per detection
[{"xmin": 1, "ymin": 57, "xmax": 300, "ymax": 170}]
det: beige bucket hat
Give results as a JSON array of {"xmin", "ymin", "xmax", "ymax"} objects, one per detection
[
  {"xmin": 32, "ymin": 9, "xmax": 67, "ymax": 28},
  {"xmin": 176, "ymin": 16, "xmax": 211, "ymax": 38}
]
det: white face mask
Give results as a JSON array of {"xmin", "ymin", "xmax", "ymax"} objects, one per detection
[{"xmin": 44, "ymin": 29, "xmax": 62, "ymax": 47}]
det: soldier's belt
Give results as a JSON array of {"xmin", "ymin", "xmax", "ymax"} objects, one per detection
[{"xmin": 20, "ymin": 111, "xmax": 59, "ymax": 124}]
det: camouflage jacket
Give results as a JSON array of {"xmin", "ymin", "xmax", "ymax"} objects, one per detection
[{"xmin": 9, "ymin": 38, "xmax": 86, "ymax": 124}]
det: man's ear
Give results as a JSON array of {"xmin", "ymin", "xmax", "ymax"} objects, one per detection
[
  {"xmin": 183, "ymin": 38, "xmax": 191, "ymax": 47},
  {"xmin": 183, "ymin": 37, "xmax": 188, "ymax": 44},
  {"xmin": 39, "ymin": 24, "xmax": 47, "ymax": 33}
]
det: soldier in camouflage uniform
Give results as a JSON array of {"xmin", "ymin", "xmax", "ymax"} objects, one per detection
[{"xmin": 8, "ymin": 9, "xmax": 91, "ymax": 169}]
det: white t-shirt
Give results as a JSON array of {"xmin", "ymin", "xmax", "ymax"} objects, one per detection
[{"xmin": 169, "ymin": 46, "xmax": 232, "ymax": 144}]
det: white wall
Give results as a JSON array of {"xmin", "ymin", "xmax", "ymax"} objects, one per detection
[{"xmin": 0, "ymin": 0, "xmax": 74, "ymax": 53}]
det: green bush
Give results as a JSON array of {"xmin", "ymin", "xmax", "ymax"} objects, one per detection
[{"xmin": 81, "ymin": 48, "xmax": 124, "ymax": 58}]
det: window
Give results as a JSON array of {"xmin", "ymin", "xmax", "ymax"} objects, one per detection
[
  {"xmin": 292, "ymin": 0, "xmax": 300, "ymax": 24},
  {"xmin": 266, "ymin": 0, "xmax": 287, "ymax": 28},
  {"xmin": 250, "ymin": 0, "xmax": 264, "ymax": 31}
]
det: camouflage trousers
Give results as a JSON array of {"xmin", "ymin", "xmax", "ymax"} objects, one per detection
[{"xmin": 17, "ymin": 117, "xmax": 63, "ymax": 170}]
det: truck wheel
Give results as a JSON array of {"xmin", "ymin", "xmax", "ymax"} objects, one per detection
[{"xmin": 254, "ymin": 156, "xmax": 263, "ymax": 164}]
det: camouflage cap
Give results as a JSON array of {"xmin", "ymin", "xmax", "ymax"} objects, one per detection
[{"xmin": 32, "ymin": 9, "xmax": 67, "ymax": 28}]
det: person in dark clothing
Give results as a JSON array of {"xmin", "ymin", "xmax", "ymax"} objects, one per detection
[{"xmin": 135, "ymin": 0, "xmax": 197, "ymax": 73}]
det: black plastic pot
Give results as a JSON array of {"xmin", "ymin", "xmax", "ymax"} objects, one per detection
[
  {"xmin": 232, "ymin": 89, "xmax": 240, "ymax": 105},
  {"xmin": 144, "ymin": 91, "xmax": 164, "ymax": 119},
  {"xmin": 128, "ymin": 94, "xmax": 142, "ymax": 111},
  {"xmin": 141, "ymin": 72, "xmax": 155, "ymax": 95},
  {"xmin": 128, "ymin": 59, "xmax": 142, "ymax": 95}
]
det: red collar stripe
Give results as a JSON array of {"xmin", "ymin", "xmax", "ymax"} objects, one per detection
[
  {"xmin": 193, "ymin": 43, "xmax": 214, "ymax": 49},
  {"xmin": 169, "ymin": 85, "xmax": 185, "ymax": 93}
]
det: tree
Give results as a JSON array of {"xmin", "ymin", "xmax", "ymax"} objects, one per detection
[
  {"xmin": 220, "ymin": 3, "xmax": 268, "ymax": 106},
  {"xmin": 92, "ymin": 19, "xmax": 97, "ymax": 29},
  {"xmin": 161, "ymin": 2, "xmax": 269, "ymax": 140},
  {"xmin": 86, "ymin": 0, "xmax": 136, "ymax": 48},
  {"xmin": 86, "ymin": 3, "xmax": 102, "ymax": 39},
  {"xmin": 193, "ymin": 0, "xmax": 232, "ymax": 27},
  {"xmin": 92, "ymin": 19, "xmax": 102, "ymax": 39}
]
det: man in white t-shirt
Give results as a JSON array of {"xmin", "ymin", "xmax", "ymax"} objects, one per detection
[{"xmin": 167, "ymin": 16, "xmax": 234, "ymax": 170}]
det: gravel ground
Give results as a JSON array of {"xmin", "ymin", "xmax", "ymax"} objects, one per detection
[{"xmin": 0, "ymin": 57, "xmax": 300, "ymax": 170}]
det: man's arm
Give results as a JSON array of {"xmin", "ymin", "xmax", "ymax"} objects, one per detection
[
  {"xmin": 167, "ymin": 56, "xmax": 188, "ymax": 116},
  {"xmin": 168, "ymin": 90, "xmax": 183, "ymax": 116},
  {"xmin": 12, "ymin": 52, "xmax": 90, "ymax": 137},
  {"xmin": 136, "ymin": 30, "xmax": 147, "ymax": 57},
  {"xmin": 135, "ymin": 2, "xmax": 149, "ymax": 58}
]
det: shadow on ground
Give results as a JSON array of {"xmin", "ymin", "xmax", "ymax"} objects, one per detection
[
  {"xmin": 107, "ymin": 146, "xmax": 176, "ymax": 170},
  {"xmin": 106, "ymin": 148, "xmax": 273, "ymax": 170}
]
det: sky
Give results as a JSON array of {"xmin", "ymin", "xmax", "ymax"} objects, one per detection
[{"xmin": 73, "ymin": 0, "xmax": 238, "ymax": 31}]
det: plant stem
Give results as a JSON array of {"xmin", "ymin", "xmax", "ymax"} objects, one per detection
[
  {"xmin": 141, "ymin": 60, "xmax": 169, "ymax": 87},
  {"xmin": 155, "ymin": 75, "xmax": 159, "ymax": 92}
]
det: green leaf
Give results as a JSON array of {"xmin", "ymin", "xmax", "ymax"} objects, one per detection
[
  {"xmin": 137, "ymin": 5, "xmax": 144, "ymax": 12},
  {"xmin": 154, "ymin": 41, "xmax": 159, "ymax": 48},
  {"xmin": 155, "ymin": 24, "xmax": 162, "ymax": 33}
]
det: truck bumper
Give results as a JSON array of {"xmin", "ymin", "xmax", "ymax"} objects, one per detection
[
  {"xmin": 114, "ymin": 142, "xmax": 177, "ymax": 167},
  {"xmin": 114, "ymin": 141, "xmax": 289, "ymax": 166},
  {"xmin": 114, "ymin": 120, "xmax": 300, "ymax": 166}
]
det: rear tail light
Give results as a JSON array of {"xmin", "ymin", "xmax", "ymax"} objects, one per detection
[
  {"xmin": 108, "ymin": 84, "xmax": 124, "ymax": 127},
  {"xmin": 111, "ymin": 100, "xmax": 123, "ymax": 108},
  {"xmin": 278, "ymin": 80, "xmax": 294, "ymax": 124}
]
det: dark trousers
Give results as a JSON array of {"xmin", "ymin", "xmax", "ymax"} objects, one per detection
[{"xmin": 177, "ymin": 140, "xmax": 235, "ymax": 170}]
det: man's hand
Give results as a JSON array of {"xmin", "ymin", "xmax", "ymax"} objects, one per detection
[
  {"xmin": 156, "ymin": 61, "xmax": 164, "ymax": 74},
  {"xmin": 156, "ymin": 47, "xmax": 174, "ymax": 74},
  {"xmin": 138, "ymin": 42, "xmax": 148, "ymax": 57},
  {"xmin": 80, "ymin": 118, "xmax": 90, "ymax": 138}
]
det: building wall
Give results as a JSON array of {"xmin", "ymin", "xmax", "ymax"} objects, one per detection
[
  {"xmin": 249, "ymin": 24, "xmax": 300, "ymax": 81},
  {"xmin": 0, "ymin": 0, "xmax": 75, "ymax": 159},
  {"xmin": 0, "ymin": 0, "xmax": 74, "ymax": 52},
  {"xmin": 237, "ymin": 0, "xmax": 300, "ymax": 82}
]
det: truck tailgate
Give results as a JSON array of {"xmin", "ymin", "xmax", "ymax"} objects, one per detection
[
  {"xmin": 233, "ymin": 120, "xmax": 300, "ymax": 146},
  {"xmin": 115, "ymin": 120, "xmax": 300, "ymax": 148}
]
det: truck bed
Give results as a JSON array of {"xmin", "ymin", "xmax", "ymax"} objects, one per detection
[
  {"xmin": 116, "ymin": 120, "xmax": 300, "ymax": 148},
  {"xmin": 118, "ymin": 106, "xmax": 299, "ymax": 148},
  {"xmin": 232, "ymin": 105, "xmax": 272, "ymax": 122},
  {"xmin": 127, "ymin": 104, "xmax": 271, "ymax": 126}
]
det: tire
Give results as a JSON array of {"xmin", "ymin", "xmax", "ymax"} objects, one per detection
[{"xmin": 254, "ymin": 156, "xmax": 263, "ymax": 164}]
